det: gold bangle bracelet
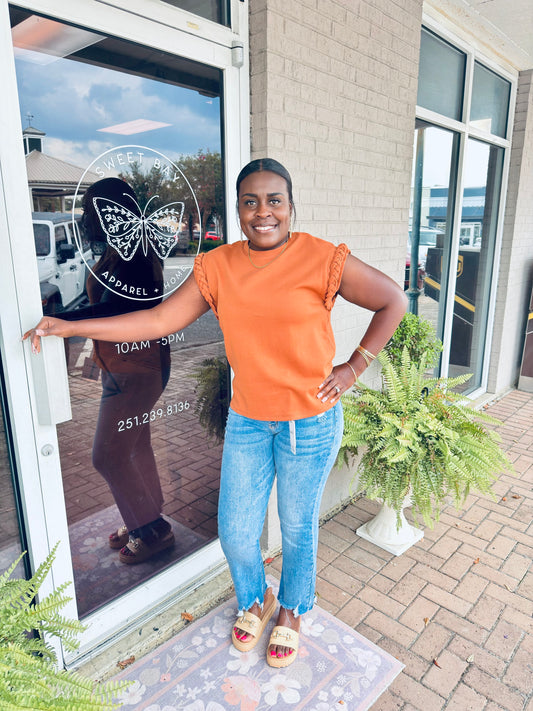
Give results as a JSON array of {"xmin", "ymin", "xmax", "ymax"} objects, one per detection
[
  {"xmin": 345, "ymin": 361, "xmax": 357, "ymax": 383},
  {"xmin": 356, "ymin": 345, "xmax": 377, "ymax": 365},
  {"xmin": 355, "ymin": 347, "xmax": 371, "ymax": 368}
]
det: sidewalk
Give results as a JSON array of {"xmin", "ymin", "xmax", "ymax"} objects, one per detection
[{"xmin": 267, "ymin": 388, "xmax": 532, "ymax": 710}]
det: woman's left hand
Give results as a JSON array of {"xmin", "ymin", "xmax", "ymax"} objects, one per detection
[{"xmin": 317, "ymin": 363, "xmax": 357, "ymax": 404}]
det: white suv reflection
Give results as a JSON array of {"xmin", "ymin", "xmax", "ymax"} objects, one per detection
[{"xmin": 33, "ymin": 212, "xmax": 92, "ymax": 315}]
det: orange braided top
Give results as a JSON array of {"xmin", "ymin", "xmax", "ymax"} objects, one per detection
[{"xmin": 194, "ymin": 232, "xmax": 350, "ymax": 420}]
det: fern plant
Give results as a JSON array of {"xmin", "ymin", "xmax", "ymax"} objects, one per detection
[
  {"xmin": 340, "ymin": 348, "xmax": 513, "ymax": 528},
  {"xmin": 384, "ymin": 312, "xmax": 443, "ymax": 369},
  {"xmin": 0, "ymin": 543, "xmax": 128, "ymax": 711},
  {"xmin": 192, "ymin": 356, "xmax": 229, "ymax": 443}
]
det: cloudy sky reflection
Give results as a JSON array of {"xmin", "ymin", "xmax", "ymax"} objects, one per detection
[{"xmin": 15, "ymin": 51, "xmax": 221, "ymax": 169}]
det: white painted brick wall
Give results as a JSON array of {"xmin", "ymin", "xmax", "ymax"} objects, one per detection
[{"xmin": 249, "ymin": 0, "xmax": 423, "ymax": 372}]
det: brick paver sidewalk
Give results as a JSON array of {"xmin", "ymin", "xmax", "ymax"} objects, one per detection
[{"xmin": 268, "ymin": 389, "xmax": 533, "ymax": 710}]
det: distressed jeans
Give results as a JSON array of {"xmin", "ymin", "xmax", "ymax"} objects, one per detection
[{"xmin": 218, "ymin": 401, "xmax": 343, "ymax": 616}]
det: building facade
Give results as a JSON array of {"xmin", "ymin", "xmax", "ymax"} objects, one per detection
[{"xmin": 0, "ymin": 0, "xmax": 531, "ymax": 667}]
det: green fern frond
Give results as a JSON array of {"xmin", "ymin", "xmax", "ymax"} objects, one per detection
[
  {"xmin": 339, "ymin": 347, "xmax": 514, "ymax": 529},
  {"xmin": 0, "ymin": 547, "xmax": 130, "ymax": 710},
  {"xmin": 191, "ymin": 357, "xmax": 229, "ymax": 443}
]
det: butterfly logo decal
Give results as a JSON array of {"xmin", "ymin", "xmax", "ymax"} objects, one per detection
[{"xmin": 92, "ymin": 193, "xmax": 185, "ymax": 261}]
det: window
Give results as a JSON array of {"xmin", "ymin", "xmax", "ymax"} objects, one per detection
[
  {"xmin": 412, "ymin": 27, "xmax": 512, "ymax": 394},
  {"xmin": 33, "ymin": 223, "xmax": 50, "ymax": 256},
  {"xmin": 470, "ymin": 62, "xmax": 511, "ymax": 138},
  {"xmin": 417, "ymin": 28, "xmax": 466, "ymax": 121},
  {"xmin": 160, "ymin": 0, "xmax": 230, "ymax": 26},
  {"xmin": 54, "ymin": 225, "xmax": 67, "ymax": 250}
]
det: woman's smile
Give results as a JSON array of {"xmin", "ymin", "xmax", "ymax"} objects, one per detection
[{"xmin": 238, "ymin": 171, "xmax": 292, "ymax": 251}]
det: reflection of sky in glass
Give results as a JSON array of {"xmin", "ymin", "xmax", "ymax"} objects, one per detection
[
  {"xmin": 412, "ymin": 127, "xmax": 489, "ymax": 189},
  {"xmin": 464, "ymin": 140, "xmax": 489, "ymax": 187},
  {"xmin": 15, "ymin": 54, "xmax": 220, "ymax": 169},
  {"xmin": 422, "ymin": 128, "xmax": 453, "ymax": 187}
]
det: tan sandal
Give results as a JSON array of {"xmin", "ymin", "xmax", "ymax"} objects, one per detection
[
  {"xmin": 267, "ymin": 625, "xmax": 299, "ymax": 668},
  {"xmin": 109, "ymin": 525, "xmax": 128, "ymax": 549},
  {"xmin": 231, "ymin": 594, "xmax": 277, "ymax": 652},
  {"xmin": 118, "ymin": 530, "xmax": 175, "ymax": 565}
]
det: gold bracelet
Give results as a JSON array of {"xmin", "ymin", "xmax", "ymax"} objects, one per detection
[
  {"xmin": 356, "ymin": 345, "xmax": 377, "ymax": 367},
  {"xmin": 355, "ymin": 347, "xmax": 371, "ymax": 367},
  {"xmin": 345, "ymin": 361, "xmax": 357, "ymax": 383}
]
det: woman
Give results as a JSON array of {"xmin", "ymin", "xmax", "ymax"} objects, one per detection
[
  {"xmin": 24, "ymin": 158, "xmax": 407, "ymax": 667},
  {"xmin": 60, "ymin": 178, "xmax": 173, "ymax": 564}
]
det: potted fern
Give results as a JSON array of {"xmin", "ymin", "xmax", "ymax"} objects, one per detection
[
  {"xmin": 340, "ymin": 348, "xmax": 513, "ymax": 555},
  {"xmin": 192, "ymin": 356, "xmax": 229, "ymax": 443},
  {"xmin": 0, "ymin": 543, "xmax": 128, "ymax": 710},
  {"xmin": 384, "ymin": 311, "xmax": 442, "ymax": 369}
]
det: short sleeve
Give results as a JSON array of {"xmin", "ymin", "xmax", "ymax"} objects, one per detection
[
  {"xmin": 324, "ymin": 243, "xmax": 350, "ymax": 311},
  {"xmin": 193, "ymin": 253, "xmax": 218, "ymax": 318}
]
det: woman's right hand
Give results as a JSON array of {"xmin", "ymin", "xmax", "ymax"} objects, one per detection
[{"xmin": 22, "ymin": 317, "xmax": 73, "ymax": 354}]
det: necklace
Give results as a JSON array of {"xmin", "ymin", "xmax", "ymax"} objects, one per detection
[{"xmin": 247, "ymin": 234, "xmax": 290, "ymax": 269}]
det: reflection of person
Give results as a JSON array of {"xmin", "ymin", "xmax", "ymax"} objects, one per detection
[
  {"xmin": 65, "ymin": 178, "xmax": 173, "ymax": 565},
  {"xmin": 25, "ymin": 159, "xmax": 407, "ymax": 665}
]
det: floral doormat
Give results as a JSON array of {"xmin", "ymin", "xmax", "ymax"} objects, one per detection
[
  {"xmin": 115, "ymin": 588, "xmax": 403, "ymax": 711},
  {"xmin": 68, "ymin": 506, "xmax": 208, "ymax": 617}
]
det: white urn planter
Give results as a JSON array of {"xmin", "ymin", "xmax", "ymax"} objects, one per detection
[{"xmin": 356, "ymin": 496, "xmax": 423, "ymax": 556}]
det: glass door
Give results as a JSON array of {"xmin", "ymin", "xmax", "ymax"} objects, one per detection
[
  {"xmin": 447, "ymin": 139, "xmax": 504, "ymax": 387},
  {"xmin": 407, "ymin": 121, "xmax": 458, "ymax": 364},
  {"xmin": 11, "ymin": 5, "xmax": 228, "ymax": 617},
  {"xmin": 2, "ymin": 0, "xmax": 246, "ymax": 661}
]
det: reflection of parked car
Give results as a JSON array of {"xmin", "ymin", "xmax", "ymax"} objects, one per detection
[
  {"xmin": 407, "ymin": 228, "xmax": 440, "ymax": 268},
  {"xmin": 404, "ymin": 257, "xmax": 425, "ymax": 291},
  {"xmin": 205, "ymin": 231, "xmax": 221, "ymax": 241},
  {"xmin": 405, "ymin": 227, "xmax": 441, "ymax": 291},
  {"xmin": 424, "ymin": 246, "xmax": 479, "ymax": 367},
  {"xmin": 168, "ymin": 230, "xmax": 191, "ymax": 256},
  {"xmin": 168, "ymin": 230, "xmax": 190, "ymax": 257},
  {"xmin": 32, "ymin": 212, "xmax": 92, "ymax": 314}
]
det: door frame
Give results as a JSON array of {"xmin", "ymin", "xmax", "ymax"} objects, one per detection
[{"xmin": 0, "ymin": 0, "xmax": 249, "ymax": 664}]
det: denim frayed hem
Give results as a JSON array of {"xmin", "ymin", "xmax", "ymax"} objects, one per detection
[
  {"xmin": 277, "ymin": 593, "xmax": 318, "ymax": 619},
  {"xmin": 276, "ymin": 602, "xmax": 302, "ymax": 618},
  {"xmin": 237, "ymin": 585, "xmax": 273, "ymax": 616}
]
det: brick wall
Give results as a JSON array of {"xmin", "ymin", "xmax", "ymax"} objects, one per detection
[
  {"xmin": 490, "ymin": 70, "xmax": 533, "ymax": 393},
  {"xmin": 249, "ymin": 0, "xmax": 423, "ymax": 367},
  {"xmin": 249, "ymin": 0, "xmax": 423, "ymax": 536}
]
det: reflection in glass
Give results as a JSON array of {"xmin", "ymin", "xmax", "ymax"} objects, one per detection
[
  {"xmin": 417, "ymin": 28, "xmax": 466, "ymax": 121},
  {"xmin": 0, "ymin": 351, "xmax": 25, "ymax": 578},
  {"xmin": 470, "ymin": 62, "xmax": 511, "ymax": 138},
  {"xmin": 408, "ymin": 122, "xmax": 457, "ymax": 360},
  {"xmin": 448, "ymin": 139, "xmax": 504, "ymax": 391},
  {"xmin": 12, "ymin": 7, "xmax": 227, "ymax": 616},
  {"xmin": 160, "ymin": 0, "xmax": 230, "ymax": 26}
]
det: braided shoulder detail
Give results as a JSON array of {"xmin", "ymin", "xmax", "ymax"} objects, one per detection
[
  {"xmin": 324, "ymin": 243, "xmax": 350, "ymax": 311},
  {"xmin": 193, "ymin": 255, "xmax": 218, "ymax": 317}
]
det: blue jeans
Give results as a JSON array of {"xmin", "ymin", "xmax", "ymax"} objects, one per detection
[{"xmin": 218, "ymin": 402, "xmax": 343, "ymax": 617}]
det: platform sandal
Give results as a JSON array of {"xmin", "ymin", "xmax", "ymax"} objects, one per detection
[
  {"xmin": 267, "ymin": 625, "xmax": 299, "ymax": 668},
  {"xmin": 119, "ymin": 519, "xmax": 174, "ymax": 565},
  {"xmin": 109, "ymin": 525, "xmax": 128, "ymax": 549},
  {"xmin": 231, "ymin": 593, "xmax": 277, "ymax": 652}
]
